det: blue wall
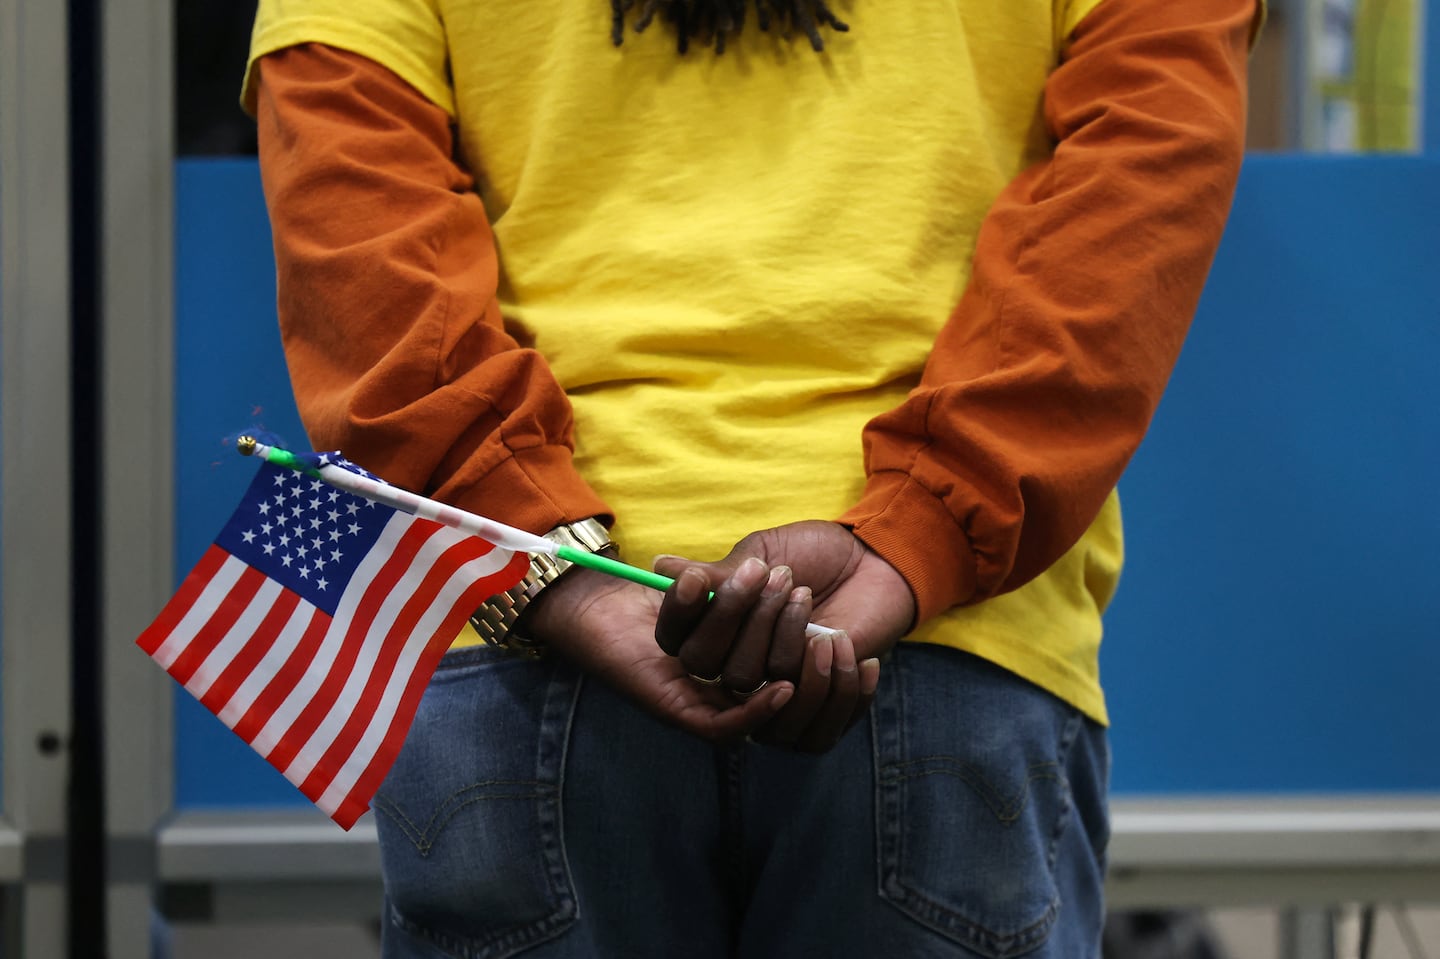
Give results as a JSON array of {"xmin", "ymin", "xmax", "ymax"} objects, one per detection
[
  {"xmin": 1101, "ymin": 155, "xmax": 1440, "ymax": 793},
  {"xmin": 173, "ymin": 160, "xmax": 309, "ymax": 806}
]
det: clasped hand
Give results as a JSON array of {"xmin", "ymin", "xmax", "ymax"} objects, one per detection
[{"xmin": 524, "ymin": 520, "xmax": 915, "ymax": 753}]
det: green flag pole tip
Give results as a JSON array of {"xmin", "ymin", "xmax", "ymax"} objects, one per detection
[{"xmin": 236, "ymin": 436, "xmax": 322, "ymax": 478}]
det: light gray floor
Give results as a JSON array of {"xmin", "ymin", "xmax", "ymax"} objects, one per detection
[{"xmin": 168, "ymin": 907, "xmax": 1440, "ymax": 958}]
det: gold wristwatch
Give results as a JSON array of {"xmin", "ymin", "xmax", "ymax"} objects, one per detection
[{"xmin": 468, "ymin": 517, "xmax": 613, "ymax": 654}]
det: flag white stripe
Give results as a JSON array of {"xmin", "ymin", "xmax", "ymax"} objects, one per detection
[
  {"xmin": 314, "ymin": 549, "xmax": 513, "ymax": 816},
  {"xmin": 151, "ymin": 557, "xmax": 250, "ymax": 669},
  {"xmin": 183, "ymin": 576, "xmax": 286, "ymax": 699},
  {"xmin": 250, "ymin": 513, "xmax": 422, "ymax": 758},
  {"xmin": 215, "ymin": 601, "xmax": 321, "ymax": 729},
  {"xmin": 280, "ymin": 523, "xmax": 487, "ymax": 786}
]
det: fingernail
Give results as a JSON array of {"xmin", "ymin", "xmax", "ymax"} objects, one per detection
[
  {"xmin": 762, "ymin": 565, "xmax": 791, "ymax": 598},
  {"xmin": 734, "ymin": 556, "xmax": 767, "ymax": 590},
  {"xmin": 653, "ymin": 553, "xmax": 681, "ymax": 570},
  {"xmin": 812, "ymin": 635, "xmax": 834, "ymax": 677},
  {"xmin": 834, "ymin": 632, "xmax": 857, "ymax": 673},
  {"xmin": 789, "ymin": 585, "xmax": 812, "ymax": 606},
  {"xmin": 771, "ymin": 685, "xmax": 794, "ymax": 709},
  {"xmin": 860, "ymin": 658, "xmax": 880, "ymax": 695},
  {"xmin": 676, "ymin": 569, "xmax": 704, "ymax": 604}
]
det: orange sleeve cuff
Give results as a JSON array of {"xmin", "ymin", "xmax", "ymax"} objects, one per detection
[{"xmin": 839, "ymin": 474, "xmax": 978, "ymax": 625}]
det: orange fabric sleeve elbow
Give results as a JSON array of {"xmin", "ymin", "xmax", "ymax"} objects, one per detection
[
  {"xmin": 839, "ymin": 0, "xmax": 1259, "ymax": 622},
  {"xmin": 254, "ymin": 44, "xmax": 611, "ymax": 534}
]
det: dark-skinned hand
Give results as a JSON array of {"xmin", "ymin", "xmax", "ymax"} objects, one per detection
[
  {"xmin": 520, "ymin": 564, "xmax": 795, "ymax": 743},
  {"xmin": 652, "ymin": 520, "xmax": 917, "ymax": 751}
]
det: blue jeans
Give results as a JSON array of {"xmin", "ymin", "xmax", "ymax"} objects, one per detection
[{"xmin": 372, "ymin": 643, "xmax": 1110, "ymax": 959}]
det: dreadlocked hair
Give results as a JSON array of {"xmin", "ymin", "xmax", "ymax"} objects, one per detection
[{"xmin": 609, "ymin": 0, "xmax": 850, "ymax": 54}]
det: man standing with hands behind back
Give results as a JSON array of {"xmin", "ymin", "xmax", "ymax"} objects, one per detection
[{"xmin": 245, "ymin": 0, "xmax": 1260, "ymax": 954}]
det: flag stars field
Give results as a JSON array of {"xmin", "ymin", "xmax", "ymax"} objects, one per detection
[{"xmin": 231, "ymin": 473, "xmax": 381, "ymax": 589}]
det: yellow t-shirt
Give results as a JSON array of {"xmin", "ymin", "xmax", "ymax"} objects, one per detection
[{"xmin": 246, "ymin": 0, "xmax": 1116, "ymax": 724}]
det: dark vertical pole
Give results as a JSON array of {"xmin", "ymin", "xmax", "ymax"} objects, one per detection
[{"xmin": 68, "ymin": 0, "xmax": 106, "ymax": 953}]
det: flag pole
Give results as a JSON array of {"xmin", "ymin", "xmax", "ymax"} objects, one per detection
[
  {"xmin": 237, "ymin": 437, "xmax": 841, "ymax": 640},
  {"xmin": 238, "ymin": 436, "xmax": 560, "ymax": 555}
]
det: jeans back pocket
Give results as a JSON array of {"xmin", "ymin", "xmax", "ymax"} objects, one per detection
[
  {"xmin": 873, "ymin": 646, "xmax": 1085, "ymax": 959},
  {"xmin": 373, "ymin": 647, "xmax": 581, "ymax": 959}
]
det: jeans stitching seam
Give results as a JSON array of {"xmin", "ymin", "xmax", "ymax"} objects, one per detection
[
  {"xmin": 390, "ymin": 900, "xmax": 574, "ymax": 959},
  {"xmin": 887, "ymin": 876, "xmax": 1061, "ymax": 954},
  {"xmin": 374, "ymin": 784, "xmax": 556, "ymax": 855},
  {"xmin": 1045, "ymin": 710, "xmax": 1085, "ymax": 874},
  {"xmin": 880, "ymin": 760, "xmax": 1062, "ymax": 824},
  {"xmin": 537, "ymin": 670, "xmax": 582, "ymax": 916}
]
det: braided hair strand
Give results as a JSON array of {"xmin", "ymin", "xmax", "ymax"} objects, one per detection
[{"xmin": 609, "ymin": 0, "xmax": 849, "ymax": 53}]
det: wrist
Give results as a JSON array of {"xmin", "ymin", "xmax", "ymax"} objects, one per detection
[
  {"xmin": 515, "ymin": 561, "xmax": 614, "ymax": 642},
  {"xmin": 468, "ymin": 517, "xmax": 613, "ymax": 654}
]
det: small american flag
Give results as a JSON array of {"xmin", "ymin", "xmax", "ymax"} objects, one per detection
[{"xmin": 138, "ymin": 453, "xmax": 529, "ymax": 829}]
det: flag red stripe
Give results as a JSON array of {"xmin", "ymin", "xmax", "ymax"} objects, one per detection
[
  {"xmin": 326, "ymin": 554, "xmax": 527, "ymax": 829},
  {"xmin": 166, "ymin": 566, "xmax": 270, "ymax": 686},
  {"xmin": 231, "ymin": 608, "xmax": 328, "ymax": 745},
  {"xmin": 265, "ymin": 520, "xmax": 438, "ymax": 773},
  {"xmin": 297, "ymin": 536, "xmax": 492, "ymax": 800},
  {"xmin": 136, "ymin": 545, "xmax": 230, "ymax": 655},
  {"xmin": 199, "ymin": 589, "xmax": 302, "ymax": 714}
]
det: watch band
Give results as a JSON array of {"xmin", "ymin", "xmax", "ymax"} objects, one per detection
[{"xmin": 469, "ymin": 517, "xmax": 613, "ymax": 654}]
